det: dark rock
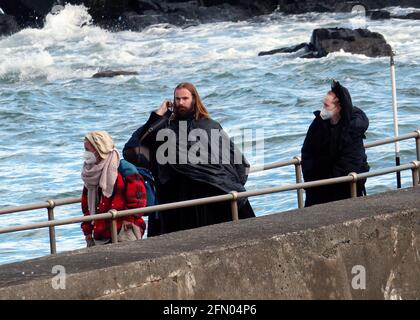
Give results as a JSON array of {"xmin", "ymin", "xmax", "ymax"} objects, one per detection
[
  {"xmin": 275, "ymin": 0, "xmax": 353, "ymax": 14},
  {"xmin": 160, "ymin": 0, "xmax": 199, "ymax": 13},
  {"xmin": 131, "ymin": 0, "xmax": 162, "ymax": 12},
  {"xmin": 84, "ymin": 0, "xmax": 132, "ymax": 19},
  {"xmin": 113, "ymin": 2, "xmax": 255, "ymax": 30},
  {"xmin": 275, "ymin": 0, "xmax": 420, "ymax": 14},
  {"xmin": 395, "ymin": 12, "xmax": 420, "ymax": 20},
  {"xmin": 360, "ymin": 0, "xmax": 420, "ymax": 10},
  {"xmin": 311, "ymin": 28, "xmax": 392, "ymax": 58},
  {"xmin": 368, "ymin": 10, "xmax": 391, "ymax": 20},
  {"xmin": 197, "ymin": 4, "xmax": 253, "ymax": 23},
  {"xmin": 117, "ymin": 11, "xmax": 170, "ymax": 31},
  {"xmin": 163, "ymin": 1, "xmax": 200, "ymax": 23},
  {"xmin": 19, "ymin": 0, "xmax": 56, "ymax": 13},
  {"xmin": 0, "ymin": 0, "xmax": 55, "ymax": 28},
  {"xmin": 92, "ymin": 70, "xmax": 139, "ymax": 78},
  {"xmin": 119, "ymin": 12, "xmax": 195, "ymax": 31},
  {"xmin": 259, "ymin": 28, "xmax": 392, "ymax": 59},
  {"xmin": 166, "ymin": 12, "xmax": 198, "ymax": 26},
  {"xmin": 0, "ymin": 1, "xmax": 282, "ymax": 33},
  {"xmin": 299, "ymin": 51, "xmax": 319, "ymax": 59},
  {"xmin": 3, "ymin": 0, "xmax": 420, "ymax": 34},
  {"xmin": 258, "ymin": 43, "xmax": 313, "ymax": 56},
  {"xmin": 201, "ymin": 0, "xmax": 278, "ymax": 15},
  {"xmin": 0, "ymin": 14, "xmax": 19, "ymax": 37}
]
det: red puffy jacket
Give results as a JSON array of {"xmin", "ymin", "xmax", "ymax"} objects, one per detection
[{"xmin": 81, "ymin": 170, "xmax": 147, "ymax": 240}]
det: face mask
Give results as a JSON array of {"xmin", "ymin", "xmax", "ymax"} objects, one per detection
[
  {"xmin": 320, "ymin": 108, "xmax": 335, "ymax": 120},
  {"xmin": 83, "ymin": 151, "xmax": 97, "ymax": 164}
]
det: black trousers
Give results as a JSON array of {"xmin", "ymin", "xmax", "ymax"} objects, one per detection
[{"xmin": 147, "ymin": 174, "xmax": 255, "ymax": 237}]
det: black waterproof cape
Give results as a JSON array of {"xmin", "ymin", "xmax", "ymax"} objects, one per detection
[
  {"xmin": 301, "ymin": 81, "xmax": 370, "ymax": 207},
  {"xmin": 124, "ymin": 110, "xmax": 255, "ymax": 236}
]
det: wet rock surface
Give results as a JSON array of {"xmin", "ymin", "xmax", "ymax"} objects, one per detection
[
  {"xmin": 92, "ymin": 70, "xmax": 139, "ymax": 78},
  {"xmin": 276, "ymin": 0, "xmax": 420, "ymax": 14},
  {"xmin": 259, "ymin": 28, "xmax": 393, "ymax": 58},
  {"xmin": 2, "ymin": 0, "xmax": 420, "ymax": 36},
  {"xmin": 0, "ymin": 14, "xmax": 19, "ymax": 37}
]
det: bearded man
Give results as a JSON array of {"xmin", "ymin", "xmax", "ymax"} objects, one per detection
[{"xmin": 124, "ymin": 82, "xmax": 255, "ymax": 236}]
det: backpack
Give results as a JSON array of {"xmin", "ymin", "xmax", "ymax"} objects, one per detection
[
  {"xmin": 136, "ymin": 165, "xmax": 160, "ymax": 237},
  {"xmin": 135, "ymin": 166, "xmax": 157, "ymax": 207},
  {"xmin": 118, "ymin": 160, "xmax": 157, "ymax": 207}
]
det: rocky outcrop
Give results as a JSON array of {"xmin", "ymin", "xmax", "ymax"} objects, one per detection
[
  {"xmin": 0, "ymin": 0, "xmax": 278, "ymax": 33},
  {"xmin": 276, "ymin": 0, "xmax": 420, "ymax": 14},
  {"xmin": 259, "ymin": 28, "xmax": 393, "ymax": 58},
  {"xmin": 368, "ymin": 10, "xmax": 391, "ymax": 20},
  {"xmin": 397, "ymin": 12, "xmax": 420, "ymax": 20},
  {"xmin": 0, "ymin": 0, "xmax": 55, "ymax": 28},
  {"xmin": 92, "ymin": 70, "xmax": 139, "ymax": 78},
  {"xmin": 95, "ymin": 1, "xmax": 277, "ymax": 31},
  {"xmin": 311, "ymin": 28, "xmax": 393, "ymax": 58},
  {"xmin": 367, "ymin": 9, "xmax": 420, "ymax": 21},
  {"xmin": 113, "ymin": 3, "xmax": 258, "ymax": 31},
  {"xmin": 1, "ymin": 0, "xmax": 420, "ymax": 36},
  {"xmin": 258, "ymin": 43, "xmax": 314, "ymax": 56}
]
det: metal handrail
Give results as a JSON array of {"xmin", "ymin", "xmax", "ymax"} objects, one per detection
[
  {"xmin": 1, "ymin": 130, "xmax": 419, "ymax": 216},
  {"xmin": 0, "ymin": 197, "xmax": 80, "ymax": 216},
  {"xmin": 364, "ymin": 130, "xmax": 420, "ymax": 151},
  {"xmin": 0, "ymin": 161, "xmax": 419, "ymax": 233},
  {"xmin": 248, "ymin": 158, "xmax": 299, "ymax": 173},
  {"xmin": 0, "ymin": 130, "xmax": 419, "ymax": 255}
]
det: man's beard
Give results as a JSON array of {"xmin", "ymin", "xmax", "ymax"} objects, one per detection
[{"xmin": 174, "ymin": 106, "xmax": 195, "ymax": 120}]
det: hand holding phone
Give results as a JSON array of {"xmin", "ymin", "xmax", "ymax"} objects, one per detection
[{"xmin": 157, "ymin": 99, "xmax": 173, "ymax": 116}]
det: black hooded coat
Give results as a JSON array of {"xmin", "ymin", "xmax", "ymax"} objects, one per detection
[
  {"xmin": 124, "ymin": 110, "xmax": 255, "ymax": 236},
  {"xmin": 301, "ymin": 81, "xmax": 369, "ymax": 207}
]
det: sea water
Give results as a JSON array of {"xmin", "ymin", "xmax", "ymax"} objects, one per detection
[{"xmin": 0, "ymin": 5, "xmax": 419, "ymax": 264}]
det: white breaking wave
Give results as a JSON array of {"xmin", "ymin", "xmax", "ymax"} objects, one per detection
[
  {"xmin": 0, "ymin": 50, "xmax": 54, "ymax": 81},
  {"xmin": 383, "ymin": 6, "xmax": 420, "ymax": 16},
  {"xmin": 0, "ymin": 4, "xmax": 107, "ymax": 81},
  {"xmin": 1, "ymin": 5, "xmax": 420, "ymax": 265},
  {"xmin": 44, "ymin": 3, "xmax": 93, "ymax": 33},
  {"xmin": 1, "ymin": 4, "xmax": 420, "ymax": 82}
]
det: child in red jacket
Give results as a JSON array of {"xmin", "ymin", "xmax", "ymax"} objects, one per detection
[{"xmin": 81, "ymin": 131, "xmax": 146, "ymax": 246}]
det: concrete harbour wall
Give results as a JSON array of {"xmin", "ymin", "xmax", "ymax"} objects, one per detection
[{"xmin": 0, "ymin": 187, "xmax": 419, "ymax": 299}]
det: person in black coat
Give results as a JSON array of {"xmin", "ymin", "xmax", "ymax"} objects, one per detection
[
  {"xmin": 301, "ymin": 80, "xmax": 369, "ymax": 207},
  {"xmin": 124, "ymin": 82, "xmax": 255, "ymax": 236}
]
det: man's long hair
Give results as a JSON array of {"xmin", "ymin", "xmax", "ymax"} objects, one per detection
[{"xmin": 174, "ymin": 82, "xmax": 210, "ymax": 120}]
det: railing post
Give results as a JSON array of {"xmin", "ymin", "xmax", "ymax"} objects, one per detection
[
  {"xmin": 411, "ymin": 161, "xmax": 420, "ymax": 187},
  {"xmin": 415, "ymin": 130, "xmax": 420, "ymax": 162},
  {"xmin": 229, "ymin": 191, "xmax": 239, "ymax": 221},
  {"xmin": 109, "ymin": 209, "xmax": 118, "ymax": 244},
  {"xmin": 293, "ymin": 156, "xmax": 304, "ymax": 209},
  {"xmin": 47, "ymin": 200, "xmax": 57, "ymax": 255},
  {"xmin": 348, "ymin": 172, "xmax": 358, "ymax": 198}
]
